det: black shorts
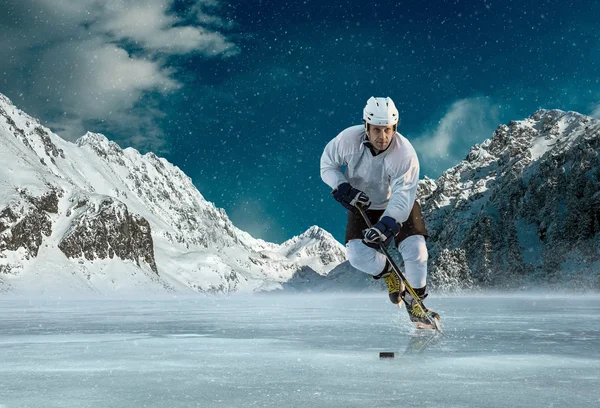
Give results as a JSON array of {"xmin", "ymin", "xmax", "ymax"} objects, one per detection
[{"xmin": 345, "ymin": 201, "xmax": 428, "ymax": 246}]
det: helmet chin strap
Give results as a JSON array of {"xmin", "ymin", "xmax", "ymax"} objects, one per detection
[{"xmin": 364, "ymin": 123, "xmax": 375, "ymax": 149}]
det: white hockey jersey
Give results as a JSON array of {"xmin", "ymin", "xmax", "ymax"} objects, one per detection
[{"xmin": 320, "ymin": 125, "xmax": 419, "ymax": 224}]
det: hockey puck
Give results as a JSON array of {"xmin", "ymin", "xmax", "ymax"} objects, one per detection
[{"xmin": 379, "ymin": 352, "xmax": 395, "ymax": 359}]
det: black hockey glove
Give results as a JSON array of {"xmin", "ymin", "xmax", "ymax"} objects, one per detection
[
  {"xmin": 332, "ymin": 182, "xmax": 371, "ymax": 212},
  {"xmin": 362, "ymin": 216, "xmax": 400, "ymax": 249}
]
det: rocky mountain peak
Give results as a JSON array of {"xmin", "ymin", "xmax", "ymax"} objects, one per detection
[
  {"xmin": 298, "ymin": 225, "xmax": 329, "ymax": 240},
  {"xmin": 281, "ymin": 225, "xmax": 338, "ymax": 248},
  {"xmin": 76, "ymin": 132, "xmax": 124, "ymax": 159},
  {"xmin": 278, "ymin": 225, "xmax": 346, "ymax": 275}
]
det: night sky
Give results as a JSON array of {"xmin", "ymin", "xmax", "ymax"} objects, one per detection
[{"xmin": 2, "ymin": 0, "xmax": 600, "ymax": 243}]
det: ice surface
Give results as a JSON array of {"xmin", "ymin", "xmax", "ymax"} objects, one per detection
[{"xmin": 0, "ymin": 294, "xmax": 599, "ymax": 408}]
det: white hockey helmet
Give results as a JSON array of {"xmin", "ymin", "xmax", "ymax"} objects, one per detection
[{"xmin": 363, "ymin": 97, "xmax": 399, "ymax": 126}]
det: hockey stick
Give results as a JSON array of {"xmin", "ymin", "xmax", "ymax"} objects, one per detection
[{"xmin": 356, "ymin": 204, "xmax": 441, "ymax": 332}]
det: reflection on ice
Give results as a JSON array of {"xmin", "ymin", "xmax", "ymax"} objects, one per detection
[{"xmin": 0, "ymin": 293, "xmax": 598, "ymax": 408}]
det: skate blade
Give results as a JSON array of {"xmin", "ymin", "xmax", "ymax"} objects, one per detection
[{"xmin": 413, "ymin": 316, "xmax": 442, "ymax": 332}]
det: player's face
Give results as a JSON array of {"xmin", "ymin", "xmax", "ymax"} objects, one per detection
[{"xmin": 367, "ymin": 124, "xmax": 395, "ymax": 150}]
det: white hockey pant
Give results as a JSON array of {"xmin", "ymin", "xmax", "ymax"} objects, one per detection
[{"xmin": 346, "ymin": 235, "xmax": 428, "ymax": 288}]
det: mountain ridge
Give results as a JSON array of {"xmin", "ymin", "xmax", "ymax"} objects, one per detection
[
  {"xmin": 0, "ymin": 92, "xmax": 348, "ymax": 295},
  {"xmin": 420, "ymin": 108, "xmax": 600, "ymax": 291}
]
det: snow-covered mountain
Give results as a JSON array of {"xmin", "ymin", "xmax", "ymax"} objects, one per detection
[
  {"xmin": 420, "ymin": 109, "xmax": 600, "ymax": 291},
  {"xmin": 0, "ymin": 93, "xmax": 347, "ymax": 295}
]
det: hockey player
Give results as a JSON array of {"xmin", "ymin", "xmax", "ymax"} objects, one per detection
[{"xmin": 320, "ymin": 96, "xmax": 438, "ymax": 326}]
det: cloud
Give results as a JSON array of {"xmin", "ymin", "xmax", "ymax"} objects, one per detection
[
  {"xmin": 590, "ymin": 104, "xmax": 600, "ymax": 119},
  {"xmin": 411, "ymin": 97, "xmax": 504, "ymax": 174},
  {"xmin": 192, "ymin": 0, "xmax": 237, "ymax": 30},
  {"xmin": 0, "ymin": 0, "xmax": 238, "ymax": 151},
  {"xmin": 93, "ymin": 1, "xmax": 238, "ymax": 56}
]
